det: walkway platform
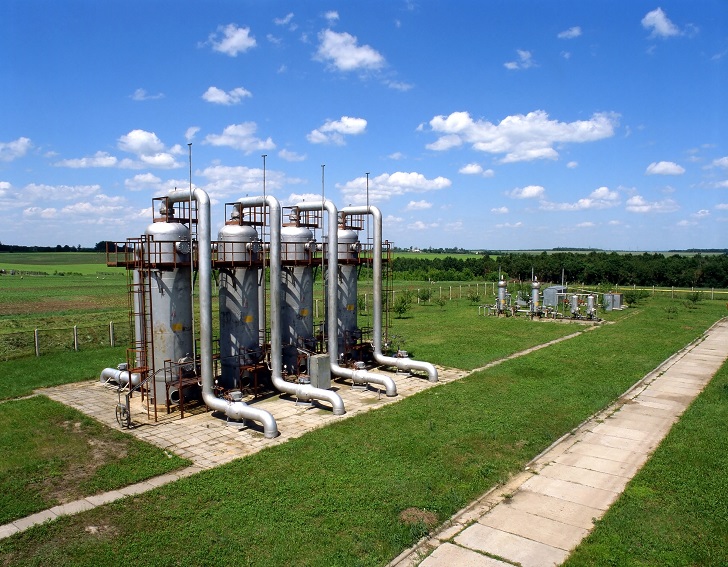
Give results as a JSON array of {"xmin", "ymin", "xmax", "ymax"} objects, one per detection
[{"xmin": 392, "ymin": 318, "xmax": 728, "ymax": 567}]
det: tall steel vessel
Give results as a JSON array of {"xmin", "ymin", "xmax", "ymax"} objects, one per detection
[
  {"xmin": 142, "ymin": 210, "xmax": 194, "ymax": 403},
  {"xmin": 280, "ymin": 225, "xmax": 316, "ymax": 373},
  {"xmin": 217, "ymin": 212, "xmax": 261, "ymax": 389},
  {"xmin": 335, "ymin": 228, "xmax": 361, "ymax": 358}
]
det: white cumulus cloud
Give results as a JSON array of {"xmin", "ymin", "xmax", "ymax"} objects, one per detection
[
  {"xmin": 130, "ymin": 88, "xmax": 164, "ymax": 101},
  {"xmin": 307, "ymin": 116, "xmax": 367, "ymax": 145},
  {"xmin": 202, "ymin": 86, "xmax": 252, "ymax": 105},
  {"xmin": 315, "ymin": 29, "xmax": 385, "ymax": 72},
  {"xmin": 406, "ymin": 200, "xmax": 432, "ymax": 211},
  {"xmin": 540, "ymin": 186, "xmax": 620, "ymax": 211},
  {"xmin": 206, "ymin": 24, "xmax": 257, "ymax": 56},
  {"xmin": 278, "ymin": 149, "xmax": 306, "ymax": 162},
  {"xmin": 459, "ymin": 163, "xmax": 494, "ymax": 177},
  {"xmin": 558, "ymin": 27, "xmax": 582, "ymax": 39},
  {"xmin": 504, "ymin": 49, "xmax": 535, "ymax": 70},
  {"xmin": 54, "ymin": 151, "xmax": 118, "ymax": 168},
  {"xmin": 204, "ymin": 122, "xmax": 275, "ymax": 154},
  {"xmin": 491, "ymin": 206, "xmax": 509, "ymax": 214},
  {"xmin": 641, "ymin": 8, "xmax": 681, "ymax": 39},
  {"xmin": 508, "ymin": 185, "xmax": 545, "ymax": 199},
  {"xmin": 427, "ymin": 110, "xmax": 618, "ymax": 163},
  {"xmin": 339, "ymin": 171, "xmax": 451, "ymax": 204},
  {"xmin": 0, "ymin": 137, "xmax": 32, "ymax": 162},
  {"xmin": 645, "ymin": 161, "xmax": 685, "ymax": 175},
  {"xmin": 625, "ymin": 195, "xmax": 679, "ymax": 213}
]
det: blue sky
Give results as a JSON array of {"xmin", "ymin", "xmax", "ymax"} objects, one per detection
[{"xmin": 1, "ymin": 1, "xmax": 727, "ymax": 250}]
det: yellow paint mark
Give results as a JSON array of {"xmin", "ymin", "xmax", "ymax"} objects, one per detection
[
  {"xmin": 300, "ymin": 309, "xmax": 309, "ymax": 316},
  {"xmin": 346, "ymin": 304, "xmax": 355, "ymax": 311},
  {"xmin": 244, "ymin": 315, "xmax": 254, "ymax": 323},
  {"xmin": 171, "ymin": 323, "xmax": 184, "ymax": 332}
]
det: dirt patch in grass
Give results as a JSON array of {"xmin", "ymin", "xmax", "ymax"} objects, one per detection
[
  {"xmin": 37, "ymin": 428, "xmax": 130, "ymax": 504},
  {"xmin": 399, "ymin": 507, "xmax": 438, "ymax": 528}
]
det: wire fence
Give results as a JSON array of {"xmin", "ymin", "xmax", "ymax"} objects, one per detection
[
  {"xmin": 0, "ymin": 322, "xmax": 132, "ymax": 361},
  {"xmin": 3, "ymin": 283, "xmax": 726, "ymax": 362}
]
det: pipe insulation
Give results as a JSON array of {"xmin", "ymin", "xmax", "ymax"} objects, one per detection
[
  {"xmin": 167, "ymin": 188, "xmax": 279, "ymax": 438},
  {"xmin": 100, "ymin": 367, "xmax": 141, "ymax": 388},
  {"xmin": 237, "ymin": 196, "xmax": 347, "ymax": 414},
  {"xmin": 294, "ymin": 200, "xmax": 397, "ymax": 397},
  {"xmin": 341, "ymin": 205, "xmax": 438, "ymax": 383}
]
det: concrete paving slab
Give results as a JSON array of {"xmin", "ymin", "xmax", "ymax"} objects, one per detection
[
  {"xmin": 563, "ymin": 440, "xmax": 650, "ymax": 468},
  {"xmin": 505, "ymin": 490, "xmax": 601, "ymax": 530},
  {"xmin": 553, "ymin": 451, "xmax": 643, "ymax": 478},
  {"xmin": 578, "ymin": 431, "xmax": 655, "ymax": 453},
  {"xmin": 479, "ymin": 505, "xmax": 589, "ymax": 550},
  {"xmin": 538, "ymin": 463, "xmax": 629, "ymax": 493},
  {"xmin": 0, "ymin": 524, "xmax": 20, "ymax": 539},
  {"xmin": 455, "ymin": 523, "xmax": 569, "ymax": 567},
  {"xmin": 12, "ymin": 509, "xmax": 57, "ymax": 531},
  {"xmin": 50, "ymin": 499, "xmax": 96, "ymax": 517},
  {"xmin": 84, "ymin": 490, "xmax": 125, "ymax": 506},
  {"xmin": 419, "ymin": 543, "xmax": 511, "ymax": 567},
  {"xmin": 521, "ymin": 474, "xmax": 620, "ymax": 510}
]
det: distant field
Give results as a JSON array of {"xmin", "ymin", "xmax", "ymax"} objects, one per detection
[
  {"xmin": 393, "ymin": 251, "xmax": 486, "ymax": 260},
  {"xmin": 0, "ymin": 252, "xmax": 113, "ymax": 276}
]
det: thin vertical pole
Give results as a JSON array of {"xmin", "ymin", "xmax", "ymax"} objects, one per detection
[
  {"xmin": 109, "ymin": 321, "xmax": 115, "ymax": 347},
  {"xmin": 188, "ymin": 143, "xmax": 197, "ymax": 363},
  {"xmin": 34, "ymin": 329, "xmax": 40, "ymax": 357},
  {"xmin": 73, "ymin": 325, "xmax": 78, "ymax": 351},
  {"xmin": 261, "ymin": 154, "xmax": 268, "ymax": 345}
]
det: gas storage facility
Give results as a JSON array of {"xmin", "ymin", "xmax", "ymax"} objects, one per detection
[{"xmin": 102, "ymin": 188, "xmax": 437, "ymax": 438}]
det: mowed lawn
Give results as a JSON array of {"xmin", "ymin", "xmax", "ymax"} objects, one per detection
[{"xmin": 0, "ymin": 296, "xmax": 724, "ymax": 566}]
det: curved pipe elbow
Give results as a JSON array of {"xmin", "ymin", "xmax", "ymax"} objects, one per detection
[
  {"xmin": 333, "ymin": 365, "xmax": 397, "ymax": 397},
  {"xmin": 203, "ymin": 392, "xmax": 279, "ymax": 438},
  {"xmin": 273, "ymin": 376, "xmax": 345, "ymax": 415},
  {"xmin": 374, "ymin": 353, "xmax": 439, "ymax": 383}
]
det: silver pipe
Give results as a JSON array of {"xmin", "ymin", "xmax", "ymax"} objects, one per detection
[
  {"xmin": 238, "ymin": 196, "xmax": 346, "ymax": 414},
  {"xmin": 167, "ymin": 188, "xmax": 278, "ymax": 438},
  {"xmin": 341, "ymin": 205, "xmax": 438, "ymax": 382},
  {"xmin": 296, "ymin": 200, "xmax": 396, "ymax": 397},
  {"xmin": 99, "ymin": 367, "xmax": 141, "ymax": 387}
]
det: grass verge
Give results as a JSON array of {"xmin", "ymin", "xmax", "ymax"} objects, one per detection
[
  {"xmin": 0, "ymin": 298, "xmax": 723, "ymax": 566},
  {"xmin": 563, "ymin": 360, "xmax": 728, "ymax": 567},
  {"xmin": 0, "ymin": 396, "xmax": 191, "ymax": 525},
  {"xmin": 0, "ymin": 346, "xmax": 127, "ymax": 400}
]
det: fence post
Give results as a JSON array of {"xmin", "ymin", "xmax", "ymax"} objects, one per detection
[
  {"xmin": 109, "ymin": 321, "xmax": 115, "ymax": 347},
  {"xmin": 73, "ymin": 325, "xmax": 79, "ymax": 351},
  {"xmin": 449, "ymin": 286, "xmax": 452, "ymax": 300},
  {"xmin": 417, "ymin": 289, "xmax": 420, "ymax": 304},
  {"xmin": 34, "ymin": 329, "xmax": 40, "ymax": 357},
  {"xmin": 459, "ymin": 284, "xmax": 462, "ymax": 299}
]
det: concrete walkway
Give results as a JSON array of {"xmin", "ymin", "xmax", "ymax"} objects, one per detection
[{"xmin": 392, "ymin": 318, "xmax": 728, "ymax": 567}]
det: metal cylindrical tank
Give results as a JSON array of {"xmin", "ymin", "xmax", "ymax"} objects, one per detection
[
  {"xmin": 335, "ymin": 229, "xmax": 361, "ymax": 357},
  {"xmin": 587, "ymin": 294, "xmax": 596, "ymax": 318},
  {"xmin": 570, "ymin": 294, "xmax": 580, "ymax": 316},
  {"xmin": 143, "ymin": 220, "xmax": 194, "ymax": 401},
  {"xmin": 497, "ymin": 280, "xmax": 507, "ymax": 312},
  {"xmin": 281, "ymin": 226, "xmax": 315, "ymax": 373},
  {"xmin": 530, "ymin": 280, "xmax": 541, "ymax": 314},
  {"xmin": 218, "ymin": 223, "xmax": 261, "ymax": 388}
]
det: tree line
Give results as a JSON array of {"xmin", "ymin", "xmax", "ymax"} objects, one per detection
[{"xmin": 391, "ymin": 251, "xmax": 728, "ymax": 288}]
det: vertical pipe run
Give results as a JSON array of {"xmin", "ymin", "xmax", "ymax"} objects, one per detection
[
  {"xmin": 237, "ymin": 196, "xmax": 347, "ymax": 413},
  {"xmin": 341, "ymin": 205, "xmax": 438, "ymax": 382},
  {"xmin": 167, "ymin": 189, "xmax": 278, "ymax": 438},
  {"xmin": 294, "ymin": 200, "xmax": 396, "ymax": 397}
]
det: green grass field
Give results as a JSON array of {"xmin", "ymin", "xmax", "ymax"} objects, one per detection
[
  {"xmin": 0, "ymin": 253, "xmax": 726, "ymax": 566},
  {"xmin": 0, "ymin": 396, "xmax": 191, "ymax": 525},
  {"xmin": 0, "ymin": 295, "xmax": 724, "ymax": 566}
]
